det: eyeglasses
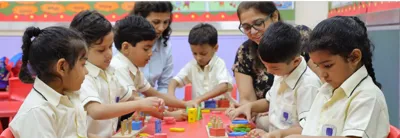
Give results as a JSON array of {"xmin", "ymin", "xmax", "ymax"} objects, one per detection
[{"xmin": 239, "ymin": 14, "xmax": 272, "ymax": 34}]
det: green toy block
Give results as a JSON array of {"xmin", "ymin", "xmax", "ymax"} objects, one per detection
[
  {"xmin": 233, "ymin": 127, "xmax": 251, "ymax": 132},
  {"xmin": 196, "ymin": 106, "xmax": 202, "ymax": 120}
]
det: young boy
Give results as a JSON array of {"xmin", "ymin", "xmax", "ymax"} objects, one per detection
[
  {"xmin": 226, "ymin": 22, "xmax": 321, "ymax": 138},
  {"xmin": 167, "ymin": 23, "xmax": 235, "ymax": 107},
  {"xmin": 111, "ymin": 15, "xmax": 194, "ymax": 118}
]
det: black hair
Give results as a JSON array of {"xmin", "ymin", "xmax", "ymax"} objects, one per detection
[
  {"xmin": 130, "ymin": 1, "xmax": 173, "ymax": 47},
  {"xmin": 188, "ymin": 23, "xmax": 218, "ymax": 46},
  {"xmin": 70, "ymin": 10, "xmax": 112, "ymax": 47},
  {"xmin": 237, "ymin": 2, "xmax": 281, "ymax": 22},
  {"xmin": 306, "ymin": 16, "xmax": 381, "ymax": 89},
  {"xmin": 114, "ymin": 15, "xmax": 157, "ymax": 50},
  {"xmin": 294, "ymin": 25, "xmax": 312, "ymax": 62},
  {"xmin": 19, "ymin": 26, "xmax": 87, "ymax": 84},
  {"xmin": 258, "ymin": 22, "xmax": 301, "ymax": 63}
]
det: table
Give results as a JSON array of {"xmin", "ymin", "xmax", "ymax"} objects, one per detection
[
  {"xmin": 143, "ymin": 112, "xmax": 230, "ymax": 138},
  {"xmin": 0, "ymin": 101, "xmax": 22, "ymax": 122}
]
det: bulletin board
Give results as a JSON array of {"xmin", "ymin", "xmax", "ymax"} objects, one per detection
[{"xmin": 0, "ymin": 1, "xmax": 295, "ymax": 22}]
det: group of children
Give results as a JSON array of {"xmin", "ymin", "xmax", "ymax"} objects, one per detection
[{"xmin": 6, "ymin": 8, "xmax": 390, "ymax": 138}]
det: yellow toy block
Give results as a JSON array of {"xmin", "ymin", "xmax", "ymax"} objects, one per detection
[
  {"xmin": 201, "ymin": 109, "xmax": 210, "ymax": 113},
  {"xmin": 169, "ymin": 127, "xmax": 185, "ymax": 132},
  {"xmin": 188, "ymin": 108, "xmax": 197, "ymax": 123},
  {"xmin": 139, "ymin": 133, "xmax": 149, "ymax": 137}
]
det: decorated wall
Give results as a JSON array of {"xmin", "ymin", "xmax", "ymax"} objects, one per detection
[
  {"xmin": 328, "ymin": 1, "xmax": 400, "ymax": 17},
  {"xmin": 0, "ymin": 1, "xmax": 295, "ymax": 22}
]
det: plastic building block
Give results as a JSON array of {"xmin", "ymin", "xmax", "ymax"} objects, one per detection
[
  {"xmin": 201, "ymin": 109, "xmax": 210, "ymax": 113},
  {"xmin": 232, "ymin": 120, "xmax": 249, "ymax": 124},
  {"xmin": 188, "ymin": 108, "xmax": 197, "ymax": 123},
  {"xmin": 204, "ymin": 100, "xmax": 217, "ymax": 108},
  {"xmin": 228, "ymin": 132, "xmax": 246, "ymax": 136},
  {"xmin": 196, "ymin": 106, "xmax": 202, "ymax": 120},
  {"xmin": 154, "ymin": 133, "xmax": 167, "ymax": 138},
  {"xmin": 217, "ymin": 99, "xmax": 230, "ymax": 108},
  {"xmin": 139, "ymin": 133, "xmax": 150, "ymax": 137},
  {"xmin": 169, "ymin": 127, "xmax": 185, "ymax": 132},
  {"xmin": 233, "ymin": 127, "xmax": 251, "ymax": 132},
  {"xmin": 132, "ymin": 121, "xmax": 142, "ymax": 130},
  {"xmin": 155, "ymin": 119, "xmax": 162, "ymax": 133},
  {"xmin": 210, "ymin": 128, "xmax": 225, "ymax": 136}
]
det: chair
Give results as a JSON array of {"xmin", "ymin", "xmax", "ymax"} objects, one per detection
[
  {"xmin": 388, "ymin": 125, "xmax": 400, "ymax": 138},
  {"xmin": 0, "ymin": 128, "xmax": 14, "ymax": 138},
  {"xmin": 183, "ymin": 84, "xmax": 238, "ymax": 101},
  {"xmin": 8, "ymin": 77, "xmax": 32, "ymax": 101}
]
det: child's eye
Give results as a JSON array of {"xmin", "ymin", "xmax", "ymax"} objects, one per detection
[
  {"xmin": 144, "ymin": 48, "xmax": 150, "ymax": 51},
  {"xmin": 323, "ymin": 64, "xmax": 333, "ymax": 68},
  {"xmin": 98, "ymin": 50, "xmax": 105, "ymax": 53}
]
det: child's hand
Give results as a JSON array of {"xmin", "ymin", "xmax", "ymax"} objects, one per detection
[
  {"xmin": 184, "ymin": 100, "xmax": 199, "ymax": 108},
  {"xmin": 138, "ymin": 97, "xmax": 164, "ymax": 112},
  {"xmin": 248, "ymin": 128, "xmax": 267, "ymax": 137},
  {"xmin": 262, "ymin": 130, "xmax": 282, "ymax": 138},
  {"xmin": 226, "ymin": 103, "xmax": 252, "ymax": 121},
  {"xmin": 166, "ymin": 110, "xmax": 188, "ymax": 121}
]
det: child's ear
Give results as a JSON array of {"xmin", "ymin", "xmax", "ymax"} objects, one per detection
[
  {"xmin": 214, "ymin": 44, "xmax": 219, "ymax": 52},
  {"xmin": 121, "ymin": 42, "xmax": 131, "ymax": 55},
  {"xmin": 349, "ymin": 49, "xmax": 362, "ymax": 64},
  {"xmin": 272, "ymin": 10, "xmax": 279, "ymax": 22},
  {"xmin": 55, "ymin": 58, "xmax": 68, "ymax": 77},
  {"xmin": 293, "ymin": 56, "xmax": 302, "ymax": 65}
]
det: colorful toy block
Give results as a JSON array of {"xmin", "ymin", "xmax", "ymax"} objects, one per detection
[
  {"xmin": 205, "ymin": 99, "xmax": 217, "ymax": 108},
  {"xmin": 207, "ymin": 115, "xmax": 227, "ymax": 137},
  {"xmin": 169, "ymin": 127, "xmax": 185, "ymax": 132},
  {"xmin": 201, "ymin": 109, "xmax": 211, "ymax": 113},
  {"xmin": 155, "ymin": 119, "xmax": 162, "ymax": 133},
  {"xmin": 188, "ymin": 108, "xmax": 197, "ymax": 123},
  {"xmin": 132, "ymin": 121, "xmax": 142, "ymax": 130},
  {"xmin": 217, "ymin": 98, "xmax": 230, "ymax": 108},
  {"xmin": 197, "ymin": 106, "xmax": 202, "ymax": 120}
]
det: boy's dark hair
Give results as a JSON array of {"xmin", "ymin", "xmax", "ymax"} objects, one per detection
[
  {"xmin": 237, "ymin": 2, "xmax": 281, "ymax": 22},
  {"xmin": 19, "ymin": 26, "xmax": 87, "ymax": 84},
  {"xmin": 188, "ymin": 23, "xmax": 218, "ymax": 46},
  {"xmin": 114, "ymin": 15, "xmax": 157, "ymax": 50},
  {"xmin": 306, "ymin": 16, "xmax": 381, "ymax": 89},
  {"xmin": 258, "ymin": 22, "xmax": 301, "ymax": 63},
  {"xmin": 70, "ymin": 10, "xmax": 112, "ymax": 47},
  {"xmin": 130, "ymin": 1, "xmax": 173, "ymax": 47}
]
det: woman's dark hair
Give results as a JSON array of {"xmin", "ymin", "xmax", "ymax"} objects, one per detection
[
  {"xmin": 237, "ymin": 2, "xmax": 281, "ymax": 22},
  {"xmin": 130, "ymin": 1, "xmax": 173, "ymax": 47},
  {"xmin": 294, "ymin": 25, "xmax": 312, "ymax": 62},
  {"xmin": 306, "ymin": 16, "xmax": 381, "ymax": 89},
  {"xmin": 19, "ymin": 26, "xmax": 87, "ymax": 84},
  {"xmin": 70, "ymin": 10, "xmax": 112, "ymax": 47}
]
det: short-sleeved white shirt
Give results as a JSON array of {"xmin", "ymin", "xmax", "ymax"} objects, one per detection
[{"xmin": 302, "ymin": 65, "xmax": 390, "ymax": 138}]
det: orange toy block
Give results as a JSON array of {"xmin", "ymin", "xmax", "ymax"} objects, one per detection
[
  {"xmin": 210, "ymin": 128, "xmax": 226, "ymax": 137},
  {"xmin": 217, "ymin": 99, "xmax": 230, "ymax": 108}
]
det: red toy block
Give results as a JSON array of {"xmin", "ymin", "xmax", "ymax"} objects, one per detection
[
  {"xmin": 209, "ymin": 128, "xmax": 225, "ymax": 137},
  {"xmin": 211, "ymin": 111, "xmax": 222, "ymax": 114},
  {"xmin": 154, "ymin": 133, "xmax": 167, "ymax": 138},
  {"xmin": 217, "ymin": 99, "xmax": 230, "ymax": 108}
]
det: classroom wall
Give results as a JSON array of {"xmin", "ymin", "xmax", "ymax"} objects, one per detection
[{"xmin": 295, "ymin": 1, "xmax": 328, "ymax": 29}]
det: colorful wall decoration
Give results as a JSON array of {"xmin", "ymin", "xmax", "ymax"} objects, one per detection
[
  {"xmin": 0, "ymin": 1, "xmax": 295, "ymax": 22},
  {"xmin": 328, "ymin": 1, "xmax": 400, "ymax": 18}
]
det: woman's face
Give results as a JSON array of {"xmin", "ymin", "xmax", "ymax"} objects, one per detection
[
  {"xmin": 145, "ymin": 12, "xmax": 171, "ymax": 39},
  {"xmin": 239, "ymin": 8, "xmax": 278, "ymax": 44}
]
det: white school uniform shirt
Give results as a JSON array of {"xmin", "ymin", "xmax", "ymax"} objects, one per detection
[
  {"xmin": 110, "ymin": 51, "xmax": 151, "ymax": 94},
  {"xmin": 10, "ymin": 78, "xmax": 87, "ymax": 138},
  {"xmin": 79, "ymin": 61, "xmax": 132, "ymax": 137},
  {"xmin": 302, "ymin": 65, "xmax": 390, "ymax": 138},
  {"xmin": 173, "ymin": 55, "xmax": 233, "ymax": 102},
  {"xmin": 266, "ymin": 57, "xmax": 321, "ymax": 132}
]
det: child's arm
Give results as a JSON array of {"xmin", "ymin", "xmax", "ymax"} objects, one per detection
[
  {"xmin": 168, "ymin": 62, "xmax": 192, "ymax": 98},
  {"xmin": 227, "ymin": 99, "xmax": 269, "ymax": 121},
  {"xmin": 85, "ymin": 97, "xmax": 162, "ymax": 120},
  {"xmin": 192, "ymin": 82, "xmax": 229, "ymax": 104},
  {"xmin": 143, "ymin": 87, "xmax": 190, "ymax": 108},
  {"xmin": 167, "ymin": 79, "xmax": 179, "ymax": 97},
  {"xmin": 88, "ymin": 133, "xmax": 102, "ymax": 138}
]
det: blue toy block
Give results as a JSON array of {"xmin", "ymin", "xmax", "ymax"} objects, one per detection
[
  {"xmin": 228, "ymin": 132, "xmax": 247, "ymax": 136},
  {"xmin": 132, "ymin": 121, "xmax": 142, "ymax": 130},
  {"xmin": 155, "ymin": 119, "xmax": 162, "ymax": 133},
  {"xmin": 204, "ymin": 100, "xmax": 216, "ymax": 108},
  {"xmin": 232, "ymin": 120, "xmax": 249, "ymax": 124}
]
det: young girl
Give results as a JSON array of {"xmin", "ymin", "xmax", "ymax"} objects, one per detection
[
  {"xmin": 70, "ymin": 10, "xmax": 164, "ymax": 137},
  {"xmin": 286, "ymin": 16, "xmax": 389, "ymax": 138},
  {"xmin": 9, "ymin": 26, "xmax": 89, "ymax": 137}
]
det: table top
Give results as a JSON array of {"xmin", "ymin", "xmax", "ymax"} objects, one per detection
[
  {"xmin": 0, "ymin": 100, "xmax": 22, "ymax": 117},
  {"xmin": 143, "ymin": 112, "xmax": 230, "ymax": 138}
]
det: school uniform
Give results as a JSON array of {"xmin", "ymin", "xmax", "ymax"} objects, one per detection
[
  {"xmin": 173, "ymin": 55, "xmax": 233, "ymax": 105},
  {"xmin": 110, "ymin": 51, "xmax": 151, "ymax": 95},
  {"xmin": 266, "ymin": 57, "xmax": 321, "ymax": 132},
  {"xmin": 79, "ymin": 62, "xmax": 133, "ymax": 137},
  {"xmin": 302, "ymin": 65, "xmax": 390, "ymax": 138},
  {"xmin": 9, "ymin": 78, "xmax": 87, "ymax": 138}
]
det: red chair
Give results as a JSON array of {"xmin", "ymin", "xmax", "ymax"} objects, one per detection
[
  {"xmin": 0, "ymin": 128, "xmax": 14, "ymax": 138},
  {"xmin": 8, "ymin": 77, "xmax": 32, "ymax": 101},
  {"xmin": 0, "ymin": 121, "xmax": 3, "ymax": 134},
  {"xmin": 388, "ymin": 125, "xmax": 400, "ymax": 138},
  {"xmin": 184, "ymin": 84, "xmax": 238, "ymax": 101}
]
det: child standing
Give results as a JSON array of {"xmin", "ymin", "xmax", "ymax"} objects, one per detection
[
  {"xmin": 9, "ymin": 26, "xmax": 89, "ymax": 137},
  {"xmin": 167, "ymin": 23, "xmax": 235, "ymax": 107},
  {"xmin": 70, "ymin": 10, "xmax": 164, "ymax": 138},
  {"xmin": 111, "ymin": 15, "xmax": 193, "ymax": 119},
  {"xmin": 226, "ymin": 22, "xmax": 321, "ymax": 138},
  {"xmin": 287, "ymin": 16, "xmax": 389, "ymax": 138}
]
